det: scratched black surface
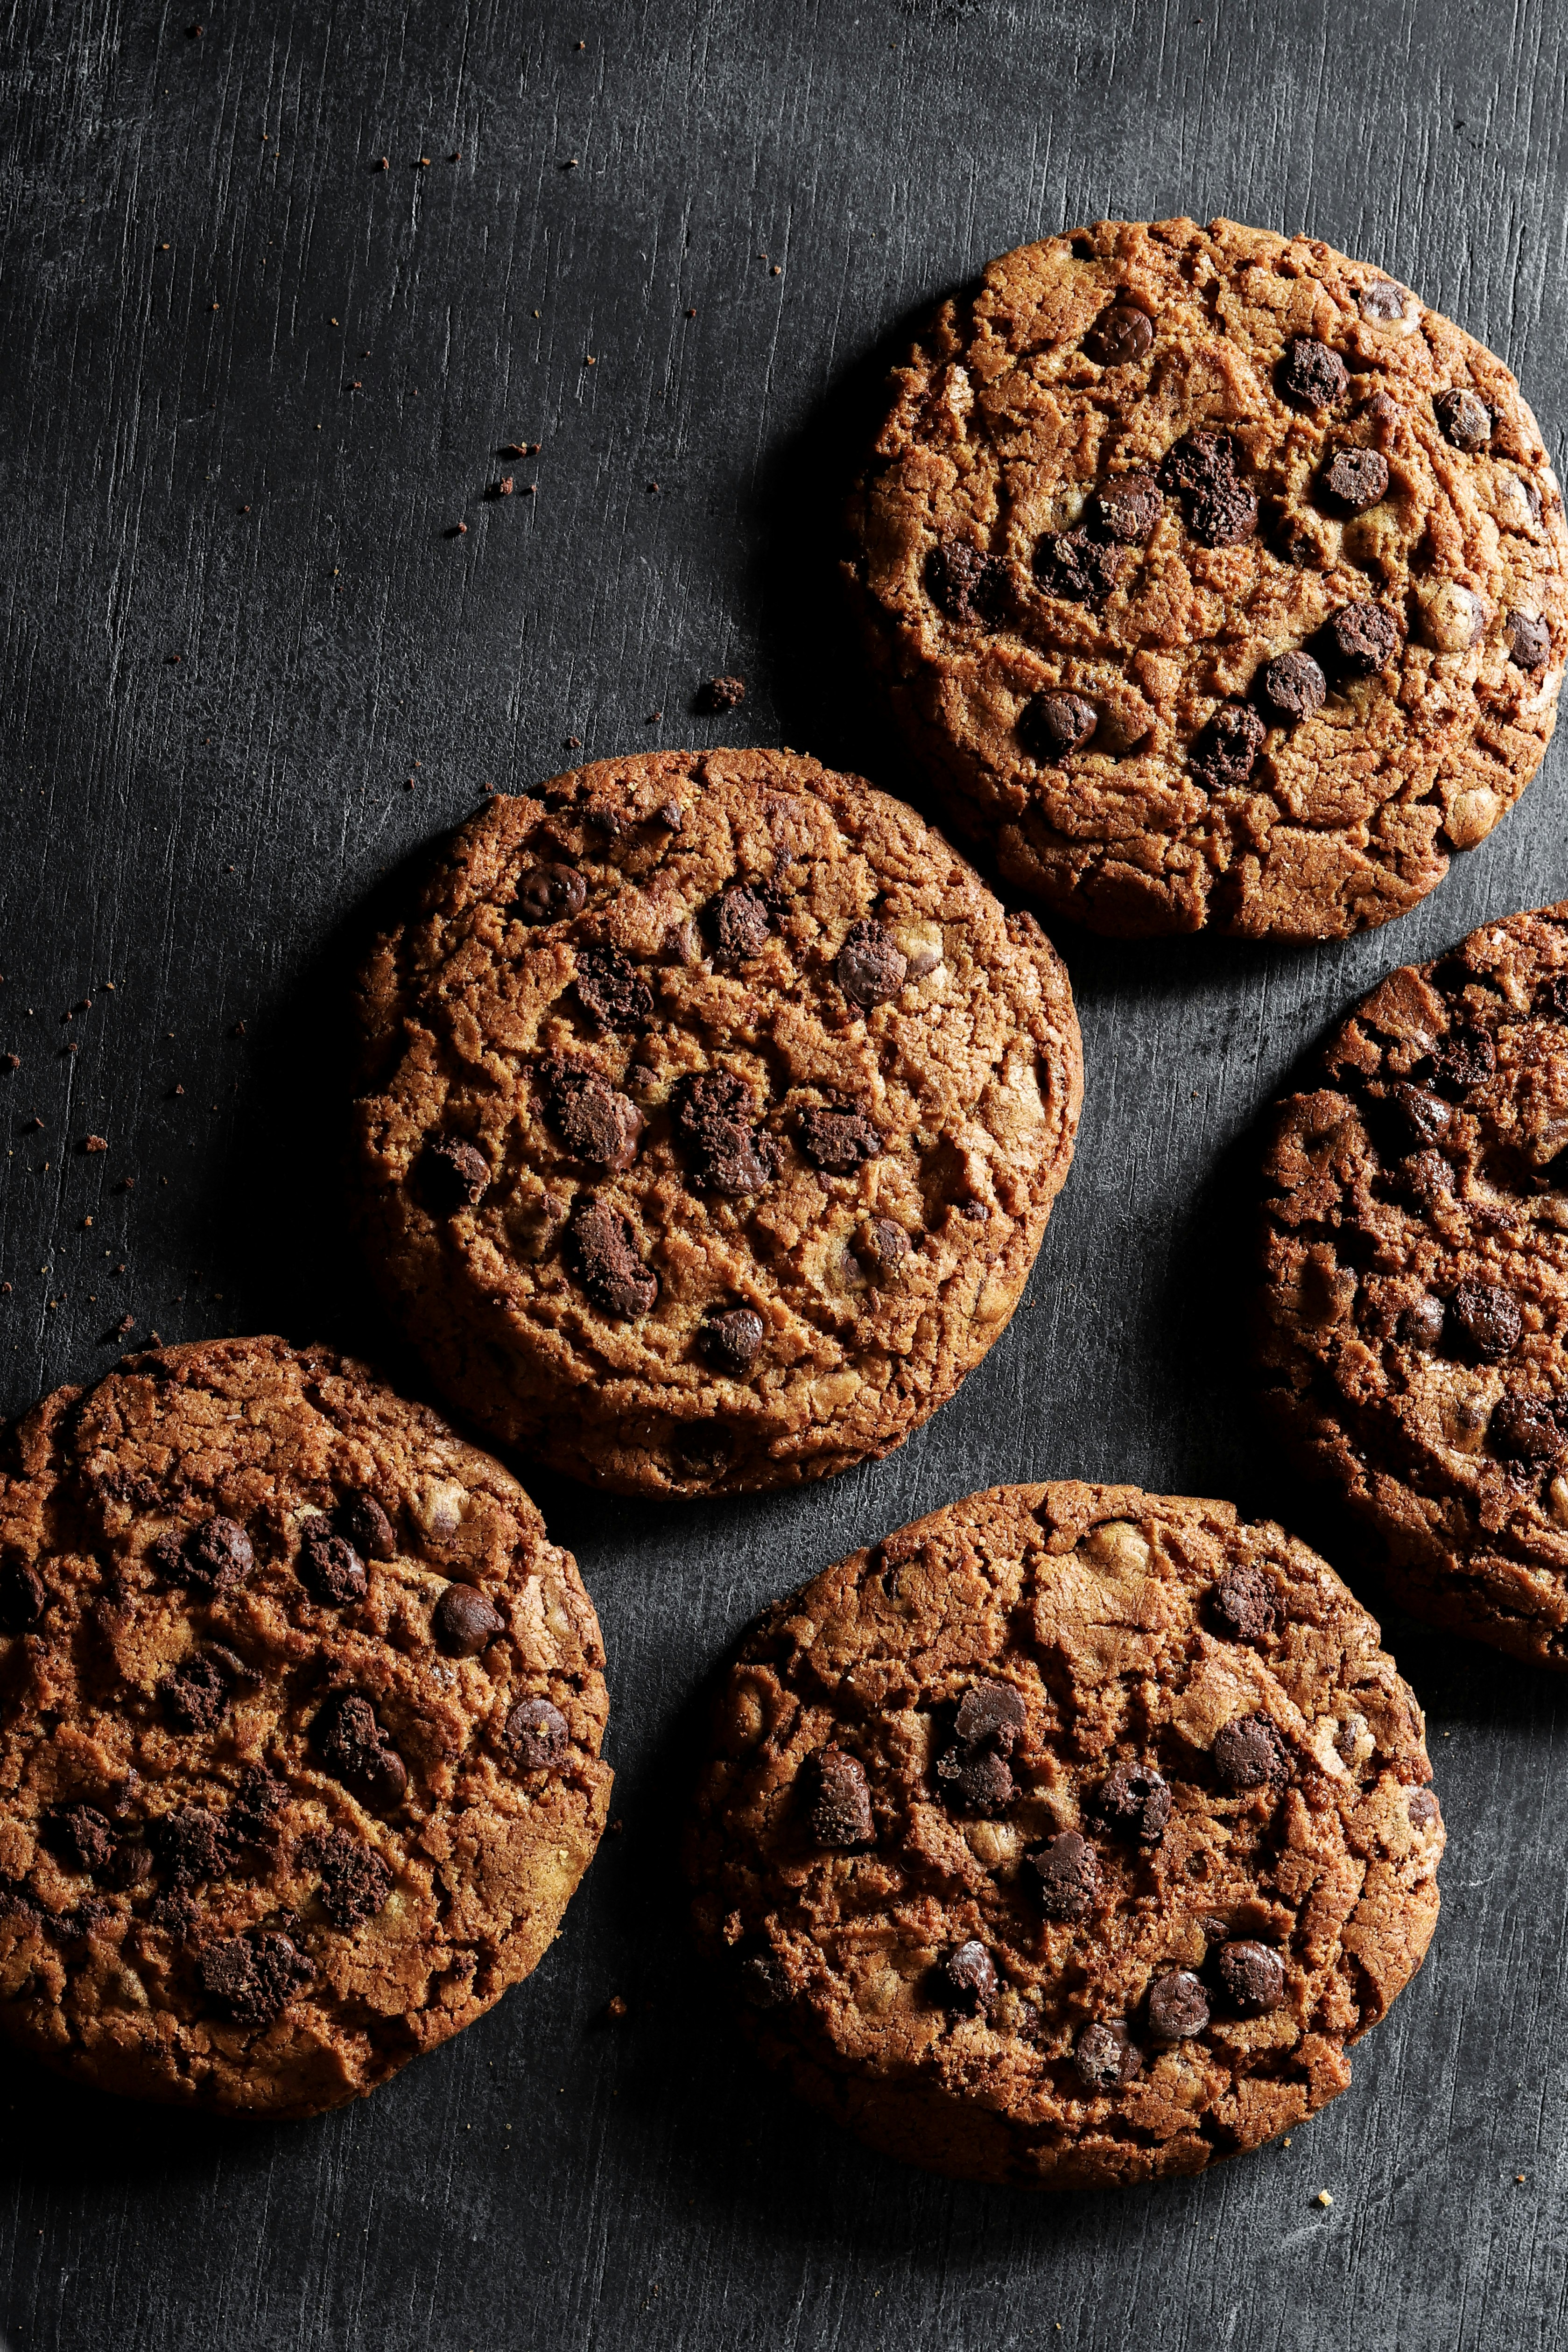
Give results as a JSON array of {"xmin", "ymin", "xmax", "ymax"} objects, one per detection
[{"xmin": 2, "ymin": 1, "xmax": 1565, "ymax": 2345}]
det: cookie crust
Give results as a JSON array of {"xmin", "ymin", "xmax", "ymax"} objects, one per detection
[
  {"xmin": 0, "ymin": 1337, "xmax": 611, "ymax": 2118},
  {"xmin": 847, "ymin": 215, "xmax": 1567, "ymax": 939},
  {"xmin": 1259, "ymin": 903, "xmax": 1568, "ymax": 1669},
  {"xmin": 351, "ymin": 750, "xmax": 1083, "ymax": 1497},
  {"xmin": 687, "ymin": 1481, "xmax": 1440, "ymax": 2189}
]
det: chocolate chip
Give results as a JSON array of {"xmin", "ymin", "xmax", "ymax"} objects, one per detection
[
  {"xmin": 1020, "ymin": 691, "xmax": 1098, "ymax": 763},
  {"xmin": 516, "ymin": 862, "xmax": 587, "ymax": 924},
  {"xmin": 228, "ymin": 1765, "xmax": 285, "ymax": 1854},
  {"xmin": 536, "ymin": 1056, "xmax": 643, "ymax": 1171},
  {"xmin": 1210, "ymin": 1566, "xmax": 1277, "ymax": 1643},
  {"xmin": 710, "ymin": 883, "xmax": 773, "ymax": 961},
  {"xmin": 698, "ymin": 674, "xmax": 745, "ymax": 712},
  {"xmin": 1091, "ymin": 469, "xmax": 1162, "ymax": 543},
  {"xmin": 505, "ymin": 1695, "xmax": 569, "ymax": 1771},
  {"xmin": 1428, "ymin": 1030, "xmax": 1495, "ymax": 1099},
  {"xmin": 941, "ymin": 1938, "xmax": 998, "ymax": 2015},
  {"xmin": 1259, "ymin": 650, "xmax": 1326, "ymax": 723},
  {"xmin": 1408, "ymin": 1788, "xmax": 1441, "ymax": 1829},
  {"xmin": 0, "ymin": 1558, "xmax": 45, "ymax": 1633},
  {"xmin": 155, "ymin": 1802, "xmax": 231, "ymax": 1887},
  {"xmin": 1192, "ymin": 700, "xmax": 1266, "ymax": 789},
  {"xmin": 1159, "ymin": 431, "xmax": 1237, "ymax": 500},
  {"xmin": 739, "ymin": 1943, "xmax": 792, "ymax": 2007},
  {"xmin": 1028, "ymin": 1830, "xmax": 1099, "ymax": 1921},
  {"xmin": 797, "ymin": 1100, "xmax": 883, "ymax": 1172},
  {"xmin": 703, "ymin": 1306, "xmax": 766, "ymax": 1374},
  {"xmin": 858, "ymin": 1217, "xmax": 909, "ymax": 1279},
  {"xmin": 297, "ymin": 1524, "xmax": 367, "ymax": 1607},
  {"xmin": 936, "ymin": 1743, "xmax": 1015, "ymax": 1813},
  {"xmin": 339, "ymin": 1494, "xmax": 396, "ymax": 1561},
  {"xmin": 1146, "ymin": 1969, "xmax": 1209, "ymax": 2044},
  {"xmin": 1397, "ymin": 1294, "xmax": 1447, "ymax": 1349},
  {"xmin": 316, "ymin": 1694, "xmax": 408, "ymax": 1811},
  {"xmin": 806, "ymin": 1745, "xmax": 874, "ymax": 1846},
  {"xmin": 1489, "ymin": 1395, "xmax": 1564, "ymax": 1464},
  {"xmin": 433, "ymin": 1582, "xmax": 504, "ymax": 1656},
  {"xmin": 46, "ymin": 1804, "xmax": 116, "ymax": 1875},
  {"xmin": 1217, "ymin": 1939, "xmax": 1286, "ymax": 2013},
  {"xmin": 424, "ymin": 1136, "xmax": 490, "ymax": 1211},
  {"xmin": 1359, "ymin": 279, "xmax": 1407, "ymax": 321},
  {"xmin": 298, "ymin": 1826, "xmax": 393, "ymax": 1929},
  {"xmin": 177, "ymin": 1516, "xmax": 256, "ymax": 1594},
  {"xmin": 1158, "ymin": 431, "xmax": 1259, "ymax": 548},
  {"xmin": 1089, "ymin": 1761, "xmax": 1171, "ymax": 1845},
  {"xmin": 1327, "ymin": 601, "xmax": 1400, "ymax": 674},
  {"xmin": 159, "ymin": 1653, "xmax": 230, "ymax": 1732},
  {"xmin": 575, "ymin": 945, "xmax": 653, "ymax": 1031},
  {"xmin": 1033, "ymin": 527, "xmax": 1126, "ymax": 604},
  {"xmin": 1280, "ymin": 337, "xmax": 1349, "ymax": 407},
  {"xmin": 1435, "ymin": 387, "xmax": 1492, "ymax": 450},
  {"xmin": 676, "ymin": 1070, "xmax": 778, "ymax": 1193},
  {"xmin": 1073, "ymin": 2018, "xmax": 1139, "ymax": 2088},
  {"xmin": 1505, "ymin": 610, "xmax": 1551, "ymax": 672},
  {"xmin": 1322, "ymin": 447, "xmax": 1389, "ymax": 512},
  {"xmin": 925, "ymin": 540, "xmax": 1012, "ymax": 627},
  {"xmin": 1383, "ymin": 1082, "xmax": 1453, "ymax": 1151},
  {"xmin": 836, "ymin": 920, "xmax": 907, "ymax": 1010},
  {"xmin": 199, "ymin": 1930, "xmax": 313, "ymax": 2027},
  {"xmin": 568, "ymin": 1196, "xmax": 659, "ymax": 1317},
  {"xmin": 1083, "ymin": 301, "xmax": 1154, "ymax": 365},
  {"xmin": 1536, "ymin": 974, "xmax": 1568, "ymax": 1022},
  {"xmin": 953, "ymin": 1680, "xmax": 1027, "ymax": 1749},
  {"xmin": 107, "ymin": 1840, "xmax": 153, "ymax": 1891},
  {"xmin": 1212, "ymin": 1714, "xmax": 1289, "ymax": 1794}
]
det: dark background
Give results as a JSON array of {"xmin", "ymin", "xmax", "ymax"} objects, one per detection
[{"xmin": 3, "ymin": 1, "xmax": 1565, "ymax": 2345}]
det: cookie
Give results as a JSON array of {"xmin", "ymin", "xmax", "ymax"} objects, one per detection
[
  {"xmin": 687, "ymin": 1481, "xmax": 1441, "ymax": 2190},
  {"xmin": 351, "ymin": 749, "xmax": 1082, "ymax": 1497},
  {"xmin": 0, "ymin": 1336, "xmax": 612, "ymax": 2118},
  {"xmin": 1258, "ymin": 902, "xmax": 1568, "ymax": 1669},
  {"xmin": 847, "ymin": 215, "xmax": 1567, "ymax": 939}
]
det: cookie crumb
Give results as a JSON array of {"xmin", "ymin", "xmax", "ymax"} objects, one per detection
[
  {"xmin": 1315, "ymin": 2190, "xmax": 1333, "ymax": 2208},
  {"xmin": 697, "ymin": 674, "xmax": 745, "ymax": 713},
  {"xmin": 605, "ymin": 1994, "xmax": 628, "ymax": 2021}
]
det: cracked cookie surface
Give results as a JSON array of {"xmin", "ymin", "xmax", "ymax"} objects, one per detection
[
  {"xmin": 0, "ymin": 1336, "xmax": 611, "ymax": 2117},
  {"xmin": 1259, "ymin": 902, "xmax": 1568, "ymax": 1668},
  {"xmin": 687, "ymin": 1481, "xmax": 1440, "ymax": 2189},
  {"xmin": 351, "ymin": 749, "xmax": 1082, "ymax": 1497},
  {"xmin": 847, "ymin": 215, "xmax": 1567, "ymax": 939}
]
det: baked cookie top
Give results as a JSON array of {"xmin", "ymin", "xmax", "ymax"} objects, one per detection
[
  {"xmin": 351, "ymin": 749, "xmax": 1082, "ymax": 1498},
  {"xmin": 687, "ymin": 1481, "xmax": 1440, "ymax": 2191},
  {"xmin": 848, "ymin": 215, "xmax": 1567, "ymax": 940},
  {"xmin": 0, "ymin": 1336, "xmax": 611, "ymax": 2118},
  {"xmin": 1259, "ymin": 903, "xmax": 1568, "ymax": 1669}
]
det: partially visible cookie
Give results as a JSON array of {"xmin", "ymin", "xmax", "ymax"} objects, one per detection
[
  {"xmin": 848, "ymin": 215, "xmax": 1568, "ymax": 938},
  {"xmin": 351, "ymin": 749, "xmax": 1082, "ymax": 1498},
  {"xmin": 0, "ymin": 1336, "xmax": 611, "ymax": 2118},
  {"xmin": 1259, "ymin": 903, "xmax": 1568, "ymax": 1669},
  {"xmin": 687, "ymin": 1482, "xmax": 1441, "ymax": 2190}
]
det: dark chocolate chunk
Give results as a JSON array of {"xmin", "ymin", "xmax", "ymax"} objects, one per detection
[
  {"xmin": 1158, "ymin": 431, "xmax": 1259, "ymax": 547},
  {"xmin": 797, "ymin": 1101, "xmax": 883, "ymax": 1172},
  {"xmin": 316, "ymin": 1694, "xmax": 408, "ymax": 1811},
  {"xmin": 424, "ymin": 1136, "xmax": 490, "ymax": 1211},
  {"xmin": 176, "ymin": 1516, "xmax": 256, "ymax": 1595},
  {"xmin": 941, "ymin": 1938, "xmax": 998, "ymax": 2015},
  {"xmin": 339, "ymin": 1494, "xmax": 396, "ymax": 1561},
  {"xmin": 1217, "ymin": 1938, "xmax": 1287, "ymax": 2013},
  {"xmin": 1186, "ymin": 471, "xmax": 1260, "ymax": 547},
  {"xmin": 297, "ymin": 1524, "xmax": 368, "ymax": 1607},
  {"xmin": 0, "ymin": 1558, "xmax": 46, "ymax": 1633},
  {"xmin": 1146, "ymin": 1969, "xmax": 1210, "ymax": 2044},
  {"xmin": 536, "ymin": 1056, "xmax": 643, "ymax": 1171},
  {"xmin": 227, "ymin": 1765, "xmax": 285, "ymax": 1854},
  {"xmin": 516, "ymin": 862, "xmax": 587, "ymax": 925},
  {"xmin": 702, "ymin": 1306, "xmax": 766, "ymax": 1374},
  {"xmin": 46, "ymin": 1804, "xmax": 116, "ymax": 1876},
  {"xmin": 155, "ymin": 1803, "xmax": 231, "ymax": 1887},
  {"xmin": 1212, "ymin": 1713, "xmax": 1289, "ymax": 1794},
  {"xmin": 836, "ymin": 920, "xmax": 908, "ymax": 1009},
  {"xmin": 1535, "ymin": 974, "xmax": 1568, "ymax": 1022},
  {"xmin": 505, "ymin": 1695, "xmax": 569, "ymax": 1772},
  {"xmin": 1434, "ymin": 387, "xmax": 1491, "ymax": 450},
  {"xmin": 1397, "ymin": 1293, "xmax": 1447, "ymax": 1350},
  {"xmin": 1074, "ymin": 2018, "xmax": 1139, "ymax": 2089},
  {"xmin": 1322, "ymin": 447, "xmax": 1389, "ymax": 512},
  {"xmin": 739, "ymin": 1943, "xmax": 792, "ymax": 2008},
  {"xmin": 198, "ymin": 1930, "xmax": 313, "ymax": 2027},
  {"xmin": 858, "ymin": 1217, "xmax": 909, "ymax": 1279},
  {"xmin": 1192, "ymin": 700, "xmax": 1266, "ymax": 788},
  {"xmin": 1428, "ymin": 1030, "xmax": 1496, "ymax": 1098},
  {"xmin": 568, "ymin": 1198, "xmax": 660, "ymax": 1317},
  {"xmin": 710, "ymin": 884, "xmax": 773, "ymax": 961},
  {"xmin": 698, "ymin": 674, "xmax": 746, "ymax": 711},
  {"xmin": 1359, "ymin": 279, "xmax": 1407, "ymax": 321},
  {"xmin": 1259, "ymin": 650, "xmax": 1326, "ymax": 723},
  {"xmin": 1210, "ymin": 1566, "xmax": 1277, "ymax": 1643},
  {"xmin": 1020, "ymin": 690, "xmax": 1098, "ymax": 763},
  {"xmin": 433, "ymin": 1582, "xmax": 505, "ymax": 1656},
  {"xmin": 1408, "ymin": 1788, "xmax": 1441, "ymax": 1829},
  {"xmin": 675, "ymin": 1071, "xmax": 778, "ymax": 1194},
  {"xmin": 935, "ymin": 1743, "xmax": 1015, "ymax": 1813},
  {"xmin": 298, "ymin": 1826, "xmax": 393, "ymax": 1930},
  {"xmin": 575, "ymin": 945, "xmax": 653, "ymax": 1031},
  {"xmin": 159, "ymin": 1652, "xmax": 230, "ymax": 1732},
  {"xmin": 1505, "ymin": 610, "xmax": 1551, "ymax": 671},
  {"xmin": 925, "ymin": 540, "xmax": 1012, "ymax": 627},
  {"xmin": 806, "ymin": 1745, "xmax": 874, "ymax": 1846},
  {"xmin": 1384, "ymin": 1082, "xmax": 1453, "ymax": 1151},
  {"xmin": 1280, "ymin": 337, "xmax": 1349, "ymax": 407},
  {"xmin": 1159, "ymin": 430, "xmax": 1239, "ymax": 500},
  {"xmin": 1083, "ymin": 302, "xmax": 1154, "ymax": 365},
  {"xmin": 1033, "ymin": 526, "xmax": 1127, "ymax": 604},
  {"xmin": 954, "ymin": 1679, "xmax": 1027, "ymax": 1750},
  {"xmin": 1092, "ymin": 470, "xmax": 1162, "ymax": 543},
  {"xmin": 1327, "ymin": 601, "xmax": 1400, "ymax": 674},
  {"xmin": 1028, "ymin": 1830, "xmax": 1099, "ymax": 1921},
  {"xmin": 1089, "ymin": 1761, "xmax": 1171, "ymax": 1844},
  {"xmin": 1489, "ymin": 1395, "xmax": 1564, "ymax": 1464}
]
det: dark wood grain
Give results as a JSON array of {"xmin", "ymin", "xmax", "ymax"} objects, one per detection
[{"xmin": 2, "ymin": 1, "xmax": 1565, "ymax": 2346}]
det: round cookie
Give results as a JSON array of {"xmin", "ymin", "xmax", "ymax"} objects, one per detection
[
  {"xmin": 351, "ymin": 749, "xmax": 1082, "ymax": 1498},
  {"xmin": 847, "ymin": 214, "xmax": 1568, "ymax": 939},
  {"xmin": 1259, "ymin": 902, "xmax": 1568, "ymax": 1669},
  {"xmin": 687, "ymin": 1481, "xmax": 1441, "ymax": 2190},
  {"xmin": 0, "ymin": 1336, "xmax": 612, "ymax": 2118}
]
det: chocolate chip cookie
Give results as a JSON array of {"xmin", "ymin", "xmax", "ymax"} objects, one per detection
[
  {"xmin": 0, "ymin": 1336, "xmax": 612, "ymax": 2117},
  {"xmin": 847, "ymin": 215, "xmax": 1567, "ymax": 938},
  {"xmin": 1258, "ymin": 903, "xmax": 1568, "ymax": 1668},
  {"xmin": 687, "ymin": 1481, "xmax": 1440, "ymax": 2189},
  {"xmin": 351, "ymin": 749, "xmax": 1082, "ymax": 1497}
]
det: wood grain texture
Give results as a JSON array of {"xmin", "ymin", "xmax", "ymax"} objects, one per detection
[{"xmin": 1, "ymin": 0, "xmax": 1564, "ymax": 2345}]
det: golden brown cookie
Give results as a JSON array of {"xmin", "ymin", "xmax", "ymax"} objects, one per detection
[
  {"xmin": 0, "ymin": 1336, "xmax": 611, "ymax": 2118},
  {"xmin": 1259, "ymin": 902, "xmax": 1568, "ymax": 1669},
  {"xmin": 847, "ymin": 215, "xmax": 1567, "ymax": 939},
  {"xmin": 350, "ymin": 749, "xmax": 1082, "ymax": 1497},
  {"xmin": 687, "ymin": 1481, "xmax": 1441, "ymax": 2189}
]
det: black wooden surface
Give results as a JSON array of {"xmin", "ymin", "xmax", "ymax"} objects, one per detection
[{"xmin": 3, "ymin": 2, "xmax": 1566, "ymax": 2345}]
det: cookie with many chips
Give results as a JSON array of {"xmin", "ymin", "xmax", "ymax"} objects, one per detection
[
  {"xmin": 0, "ymin": 1336, "xmax": 611, "ymax": 2117},
  {"xmin": 687, "ymin": 1481, "xmax": 1441, "ymax": 2189},
  {"xmin": 351, "ymin": 749, "xmax": 1082, "ymax": 1497},
  {"xmin": 848, "ymin": 215, "xmax": 1567, "ymax": 938}
]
